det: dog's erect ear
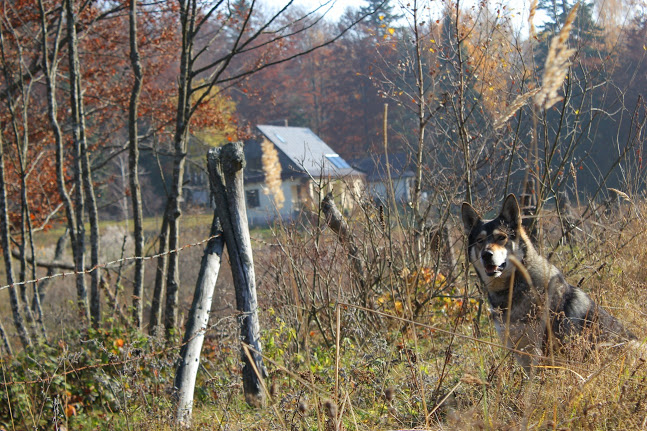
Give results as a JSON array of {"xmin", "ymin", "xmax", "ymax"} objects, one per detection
[
  {"xmin": 461, "ymin": 202, "xmax": 481, "ymax": 233},
  {"xmin": 499, "ymin": 194, "xmax": 521, "ymax": 230}
]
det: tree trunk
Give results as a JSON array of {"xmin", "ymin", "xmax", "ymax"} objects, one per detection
[
  {"xmin": 0, "ymin": 24, "xmax": 37, "ymax": 335},
  {"xmin": 128, "ymin": 0, "xmax": 145, "ymax": 329},
  {"xmin": 64, "ymin": 0, "xmax": 90, "ymax": 324},
  {"xmin": 209, "ymin": 144, "xmax": 266, "ymax": 408},
  {"xmin": 33, "ymin": 229, "xmax": 69, "ymax": 313},
  {"xmin": 0, "ymin": 134, "xmax": 31, "ymax": 350},
  {"xmin": 162, "ymin": 0, "xmax": 194, "ymax": 337},
  {"xmin": 150, "ymin": 215, "xmax": 169, "ymax": 335},
  {"xmin": 38, "ymin": 0, "xmax": 81, "ymax": 327},
  {"xmin": 174, "ymin": 216, "xmax": 223, "ymax": 426},
  {"xmin": 0, "ymin": 316, "xmax": 12, "ymax": 356},
  {"xmin": 64, "ymin": 0, "xmax": 102, "ymax": 326}
]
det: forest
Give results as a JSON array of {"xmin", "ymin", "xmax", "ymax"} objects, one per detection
[{"xmin": 1, "ymin": 0, "xmax": 647, "ymax": 428}]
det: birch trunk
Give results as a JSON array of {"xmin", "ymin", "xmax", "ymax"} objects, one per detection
[
  {"xmin": 0, "ymin": 317, "xmax": 12, "ymax": 356},
  {"xmin": 209, "ymin": 144, "xmax": 266, "ymax": 408},
  {"xmin": 150, "ymin": 215, "xmax": 169, "ymax": 335},
  {"xmin": 0, "ymin": 134, "xmax": 31, "ymax": 349},
  {"xmin": 0, "ymin": 23, "xmax": 37, "ymax": 334},
  {"xmin": 174, "ymin": 215, "xmax": 223, "ymax": 426},
  {"xmin": 32, "ymin": 230, "xmax": 69, "ymax": 314},
  {"xmin": 38, "ymin": 0, "xmax": 81, "ymax": 325},
  {"xmin": 128, "ymin": 0, "xmax": 145, "ymax": 329},
  {"xmin": 64, "ymin": 0, "xmax": 90, "ymax": 323},
  {"xmin": 63, "ymin": 0, "xmax": 101, "ymax": 326},
  {"xmin": 163, "ymin": 0, "xmax": 194, "ymax": 337}
]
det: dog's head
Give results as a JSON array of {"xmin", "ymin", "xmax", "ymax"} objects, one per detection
[{"xmin": 461, "ymin": 194, "xmax": 523, "ymax": 283}]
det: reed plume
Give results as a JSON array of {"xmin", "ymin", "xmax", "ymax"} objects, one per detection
[{"xmin": 534, "ymin": 3, "xmax": 580, "ymax": 110}]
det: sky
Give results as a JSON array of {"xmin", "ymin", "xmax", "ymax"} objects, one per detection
[
  {"xmin": 292, "ymin": 0, "xmax": 367, "ymax": 21},
  {"xmin": 283, "ymin": 0, "xmax": 535, "ymax": 32}
]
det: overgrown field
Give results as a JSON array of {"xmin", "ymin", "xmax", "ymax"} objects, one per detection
[{"xmin": 1, "ymin": 200, "xmax": 647, "ymax": 430}]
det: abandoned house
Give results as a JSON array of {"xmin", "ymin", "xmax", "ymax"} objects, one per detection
[{"xmin": 243, "ymin": 125, "xmax": 364, "ymax": 225}]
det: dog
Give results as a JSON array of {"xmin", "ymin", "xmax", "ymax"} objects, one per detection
[{"xmin": 462, "ymin": 194, "xmax": 636, "ymax": 371}]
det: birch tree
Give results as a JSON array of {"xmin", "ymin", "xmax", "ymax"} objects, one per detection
[{"xmin": 129, "ymin": 0, "xmax": 146, "ymax": 329}]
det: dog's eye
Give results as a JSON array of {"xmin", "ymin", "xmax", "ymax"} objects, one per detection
[
  {"xmin": 495, "ymin": 234, "xmax": 507, "ymax": 242},
  {"xmin": 476, "ymin": 237, "xmax": 485, "ymax": 244}
]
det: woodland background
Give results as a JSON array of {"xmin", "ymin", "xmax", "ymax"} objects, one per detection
[{"xmin": 1, "ymin": 0, "xmax": 647, "ymax": 429}]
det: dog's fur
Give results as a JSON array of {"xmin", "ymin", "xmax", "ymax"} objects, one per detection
[{"xmin": 462, "ymin": 194, "xmax": 636, "ymax": 371}]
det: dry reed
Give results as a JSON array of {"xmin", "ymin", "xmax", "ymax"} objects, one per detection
[{"xmin": 534, "ymin": 3, "xmax": 580, "ymax": 110}]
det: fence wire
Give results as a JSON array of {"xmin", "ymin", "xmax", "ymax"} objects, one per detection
[{"xmin": 0, "ymin": 234, "xmax": 221, "ymax": 293}]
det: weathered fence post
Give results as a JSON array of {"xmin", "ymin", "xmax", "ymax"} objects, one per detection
[
  {"xmin": 321, "ymin": 192, "xmax": 366, "ymax": 287},
  {"xmin": 209, "ymin": 143, "xmax": 267, "ymax": 408},
  {"xmin": 174, "ymin": 214, "xmax": 224, "ymax": 426}
]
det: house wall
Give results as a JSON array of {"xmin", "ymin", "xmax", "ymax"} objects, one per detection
[
  {"xmin": 244, "ymin": 177, "xmax": 363, "ymax": 225},
  {"xmin": 366, "ymin": 178, "xmax": 411, "ymax": 203},
  {"xmin": 244, "ymin": 178, "xmax": 307, "ymax": 226}
]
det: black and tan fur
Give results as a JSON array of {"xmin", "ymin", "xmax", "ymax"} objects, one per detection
[{"xmin": 462, "ymin": 194, "xmax": 636, "ymax": 371}]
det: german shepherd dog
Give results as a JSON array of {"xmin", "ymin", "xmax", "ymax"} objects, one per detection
[{"xmin": 462, "ymin": 194, "xmax": 636, "ymax": 371}]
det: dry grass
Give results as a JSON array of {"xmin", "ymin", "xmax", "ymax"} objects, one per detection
[{"xmin": 1, "ymin": 198, "xmax": 647, "ymax": 430}]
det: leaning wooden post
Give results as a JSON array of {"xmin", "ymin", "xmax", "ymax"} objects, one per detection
[
  {"xmin": 174, "ymin": 210, "xmax": 224, "ymax": 426},
  {"xmin": 321, "ymin": 192, "xmax": 366, "ymax": 289},
  {"xmin": 209, "ymin": 143, "xmax": 267, "ymax": 407}
]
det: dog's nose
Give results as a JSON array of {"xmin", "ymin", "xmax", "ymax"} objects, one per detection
[{"xmin": 481, "ymin": 249, "xmax": 494, "ymax": 261}]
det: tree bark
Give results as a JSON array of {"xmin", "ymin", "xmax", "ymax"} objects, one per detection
[
  {"xmin": 0, "ymin": 22, "xmax": 37, "ymax": 335},
  {"xmin": 162, "ymin": 0, "xmax": 195, "ymax": 337},
  {"xmin": 209, "ymin": 144, "xmax": 266, "ymax": 408},
  {"xmin": 32, "ymin": 229, "xmax": 69, "ymax": 323},
  {"xmin": 38, "ymin": 0, "xmax": 82, "ymax": 327},
  {"xmin": 174, "ymin": 215, "xmax": 223, "ymax": 426},
  {"xmin": 64, "ymin": 0, "xmax": 90, "ymax": 324},
  {"xmin": 128, "ymin": 0, "xmax": 145, "ymax": 329},
  {"xmin": 0, "ymin": 316, "xmax": 12, "ymax": 356},
  {"xmin": 150, "ymin": 215, "xmax": 169, "ymax": 335},
  {"xmin": 0, "ymin": 134, "xmax": 31, "ymax": 350}
]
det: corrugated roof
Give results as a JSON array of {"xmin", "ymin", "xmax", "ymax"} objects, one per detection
[{"xmin": 256, "ymin": 125, "xmax": 362, "ymax": 178}]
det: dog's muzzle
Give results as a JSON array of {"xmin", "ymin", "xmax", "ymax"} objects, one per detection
[
  {"xmin": 483, "ymin": 262, "xmax": 506, "ymax": 276},
  {"xmin": 481, "ymin": 250, "xmax": 506, "ymax": 276}
]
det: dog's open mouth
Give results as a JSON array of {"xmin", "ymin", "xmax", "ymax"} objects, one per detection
[{"xmin": 484, "ymin": 262, "xmax": 506, "ymax": 276}]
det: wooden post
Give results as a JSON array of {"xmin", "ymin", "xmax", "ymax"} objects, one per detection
[
  {"xmin": 208, "ymin": 143, "xmax": 267, "ymax": 408},
  {"xmin": 174, "ymin": 215, "xmax": 224, "ymax": 426},
  {"xmin": 321, "ymin": 192, "xmax": 366, "ymax": 288}
]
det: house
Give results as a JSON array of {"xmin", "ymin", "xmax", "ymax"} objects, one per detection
[
  {"xmin": 243, "ymin": 125, "xmax": 364, "ymax": 225},
  {"xmin": 350, "ymin": 153, "xmax": 415, "ymax": 204}
]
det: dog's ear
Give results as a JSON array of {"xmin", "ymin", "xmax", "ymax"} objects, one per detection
[
  {"xmin": 461, "ymin": 202, "xmax": 481, "ymax": 233},
  {"xmin": 499, "ymin": 194, "xmax": 521, "ymax": 230}
]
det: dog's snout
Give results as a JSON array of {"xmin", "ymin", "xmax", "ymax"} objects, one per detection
[{"xmin": 481, "ymin": 248, "xmax": 496, "ymax": 265}]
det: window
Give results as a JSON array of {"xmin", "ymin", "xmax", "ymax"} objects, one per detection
[
  {"xmin": 325, "ymin": 154, "xmax": 351, "ymax": 169},
  {"xmin": 246, "ymin": 189, "xmax": 260, "ymax": 208}
]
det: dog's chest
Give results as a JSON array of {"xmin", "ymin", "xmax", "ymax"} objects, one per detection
[{"xmin": 487, "ymin": 284, "xmax": 537, "ymax": 322}]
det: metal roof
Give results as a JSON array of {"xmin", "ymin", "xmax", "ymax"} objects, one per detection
[
  {"xmin": 256, "ymin": 125, "xmax": 362, "ymax": 178},
  {"xmin": 350, "ymin": 153, "xmax": 415, "ymax": 182}
]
